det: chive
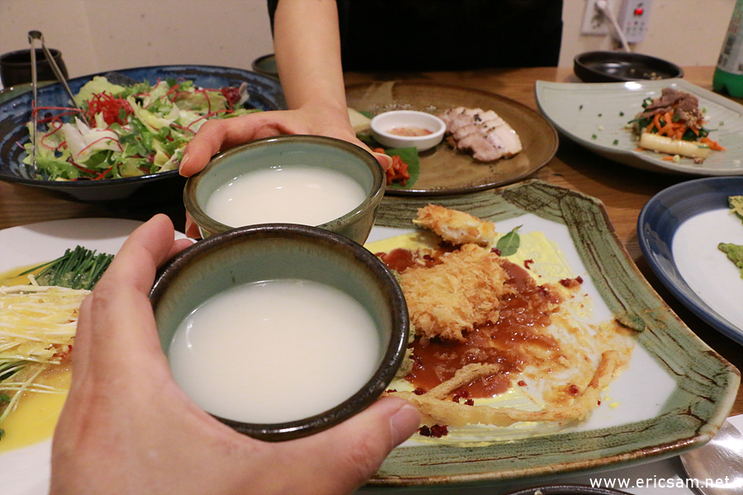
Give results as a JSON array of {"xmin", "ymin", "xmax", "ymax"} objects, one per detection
[{"xmin": 31, "ymin": 246, "xmax": 114, "ymax": 290}]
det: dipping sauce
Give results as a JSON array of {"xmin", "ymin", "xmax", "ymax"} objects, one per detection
[
  {"xmin": 168, "ymin": 278, "xmax": 382, "ymax": 424},
  {"xmin": 204, "ymin": 165, "xmax": 367, "ymax": 228},
  {"xmin": 388, "ymin": 126, "xmax": 434, "ymax": 137}
]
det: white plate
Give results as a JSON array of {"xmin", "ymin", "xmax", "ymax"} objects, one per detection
[
  {"xmin": 535, "ymin": 79, "xmax": 743, "ymax": 175},
  {"xmin": 638, "ymin": 176, "xmax": 743, "ymax": 345},
  {"xmin": 0, "ymin": 218, "xmax": 143, "ymax": 495}
]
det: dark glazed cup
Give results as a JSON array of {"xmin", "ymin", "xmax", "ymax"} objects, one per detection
[{"xmin": 0, "ymin": 48, "xmax": 68, "ymax": 87}]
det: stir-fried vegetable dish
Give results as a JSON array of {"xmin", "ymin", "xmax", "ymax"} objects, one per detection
[
  {"xmin": 24, "ymin": 76, "xmax": 258, "ymax": 181},
  {"xmin": 628, "ymin": 88, "xmax": 725, "ymax": 163}
]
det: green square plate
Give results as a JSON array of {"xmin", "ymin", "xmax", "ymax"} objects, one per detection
[{"xmin": 365, "ymin": 179, "xmax": 739, "ymax": 486}]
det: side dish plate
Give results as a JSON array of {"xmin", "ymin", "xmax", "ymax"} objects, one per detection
[
  {"xmin": 367, "ymin": 180, "xmax": 738, "ymax": 485},
  {"xmin": 1, "ymin": 218, "xmax": 144, "ymax": 495},
  {"xmin": 535, "ymin": 79, "xmax": 743, "ymax": 175},
  {"xmin": 346, "ymin": 81, "xmax": 558, "ymax": 195},
  {"xmin": 0, "ymin": 65, "xmax": 286, "ymax": 207},
  {"xmin": 638, "ymin": 176, "xmax": 743, "ymax": 345}
]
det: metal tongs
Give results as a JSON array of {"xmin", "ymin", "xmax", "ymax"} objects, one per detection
[{"xmin": 28, "ymin": 30, "xmax": 81, "ymax": 172}]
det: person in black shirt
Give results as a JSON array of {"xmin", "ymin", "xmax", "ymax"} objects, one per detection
[{"xmin": 268, "ymin": 0, "xmax": 563, "ymax": 71}]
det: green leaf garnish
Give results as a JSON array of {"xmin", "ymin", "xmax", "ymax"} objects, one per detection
[
  {"xmin": 385, "ymin": 147, "xmax": 420, "ymax": 189},
  {"xmin": 496, "ymin": 226, "xmax": 521, "ymax": 257}
]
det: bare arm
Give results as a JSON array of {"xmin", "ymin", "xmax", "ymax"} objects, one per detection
[{"xmin": 273, "ymin": 0, "xmax": 348, "ymax": 121}]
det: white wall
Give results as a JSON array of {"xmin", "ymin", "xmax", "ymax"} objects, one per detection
[
  {"xmin": 0, "ymin": 0, "xmax": 275, "ymax": 81},
  {"xmin": 0, "ymin": 0, "xmax": 737, "ymax": 82},
  {"xmin": 561, "ymin": 0, "xmax": 736, "ymax": 68}
]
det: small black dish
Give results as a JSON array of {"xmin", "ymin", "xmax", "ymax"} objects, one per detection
[
  {"xmin": 251, "ymin": 53, "xmax": 278, "ymax": 78},
  {"xmin": 574, "ymin": 51, "xmax": 683, "ymax": 83},
  {"xmin": 0, "ymin": 48, "xmax": 68, "ymax": 87}
]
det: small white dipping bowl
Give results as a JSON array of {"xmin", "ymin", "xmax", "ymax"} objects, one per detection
[{"xmin": 370, "ymin": 110, "xmax": 446, "ymax": 152}]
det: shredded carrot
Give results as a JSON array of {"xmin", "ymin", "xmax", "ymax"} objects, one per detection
[
  {"xmin": 701, "ymin": 137, "xmax": 726, "ymax": 151},
  {"xmin": 662, "ymin": 156, "xmax": 676, "ymax": 161}
]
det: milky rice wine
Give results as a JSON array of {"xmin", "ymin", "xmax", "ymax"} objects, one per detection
[
  {"xmin": 168, "ymin": 278, "xmax": 382, "ymax": 424},
  {"xmin": 204, "ymin": 165, "xmax": 367, "ymax": 227}
]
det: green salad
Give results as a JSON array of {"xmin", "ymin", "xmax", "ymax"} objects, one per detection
[{"xmin": 24, "ymin": 76, "xmax": 259, "ymax": 180}]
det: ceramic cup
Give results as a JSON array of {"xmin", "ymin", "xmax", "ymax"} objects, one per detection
[{"xmin": 0, "ymin": 48, "xmax": 68, "ymax": 88}]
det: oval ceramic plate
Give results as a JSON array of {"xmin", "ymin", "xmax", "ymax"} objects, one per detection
[
  {"xmin": 535, "ymin": 79, "xmax": 743, "ymax": 175},
  {"xmin": 0, "ymin": 65, "xmax": 286, "ymax": 207},
  {"xmin": 346, "ymin": 82, "xmax": 558, "ymax": 195},
  {"xmin": 638, "ymin": 176, "xmax": 743, "ymax": 345},
  {"xmin": 363, "ymin": 180, "xmax": 738, "ymax": 485}
]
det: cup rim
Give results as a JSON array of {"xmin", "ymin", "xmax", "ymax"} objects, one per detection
[{"xmin": 183, "ymin": 134, "xmax": 385, "ymax": 238}]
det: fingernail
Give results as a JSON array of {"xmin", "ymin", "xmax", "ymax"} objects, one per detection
[
  {"xmin": 178, "ymin": 153, "xmax": 190, "ymax": 176},
  {"xmin": 389, "ymin": 402, "xmax": 420, "ymax": 447}
]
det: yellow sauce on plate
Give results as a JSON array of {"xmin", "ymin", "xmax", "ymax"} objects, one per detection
[
  {"xmin": 0, "ymin": 368, "xmax": 70, "ymax": 453},
  {"xmin": 0, "ymin": 263, "xmax": 72, "ymax": 453}
]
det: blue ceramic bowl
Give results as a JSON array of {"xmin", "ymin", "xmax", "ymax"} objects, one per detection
[
  {"xmin": 149, "ymin": 223, "xmax": 409, "ymax": 441},
  {"xmin": 0, "ymin": 65, "xmax": 286, "ymax": 212},
  {"xmin": 184, "ymin": 135, "xmax": 385, "ymax": 244},
  {"xmin": 638, "ymin": 176, "xmax": 743, "ymax": 345}
]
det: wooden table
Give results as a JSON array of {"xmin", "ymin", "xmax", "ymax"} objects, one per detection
[{"xmin": 1, "ymin": 66, "xmax": 741, "ymax": 416}]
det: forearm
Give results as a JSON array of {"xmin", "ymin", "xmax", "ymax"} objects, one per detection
[{"xmin": 273, "ymin": 0, "xmax": 347, "ymax": 115}]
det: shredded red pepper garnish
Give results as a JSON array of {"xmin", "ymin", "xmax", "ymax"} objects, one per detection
[{"xmin": 85, "ymin": 92, "xmax": 133, "ymax": 127}]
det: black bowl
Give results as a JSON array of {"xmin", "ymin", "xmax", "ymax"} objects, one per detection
[
  {"xmin": 574, "ymin": 51, "xmax": 684, "ymax": 83},
  {"xmin": 0, "ymin": 64, "xmax": 286, "ymax": 214},
  {"xmin": 0, "ymin": 48, "xmax": 68, "ymax": 87}
]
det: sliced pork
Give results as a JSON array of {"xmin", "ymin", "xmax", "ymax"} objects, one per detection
[{"xmin": 438, "ymin": 107, "xmax": 522, "ymax": 162}]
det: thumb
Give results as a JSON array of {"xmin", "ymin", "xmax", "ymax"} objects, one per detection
[
  {"xmin": 274, "ymin": 397, "xmax": 420, "ymax": 494},
  {"xmin": 371, "ymin": 151, "xmax": 393, "ymax": 172}
]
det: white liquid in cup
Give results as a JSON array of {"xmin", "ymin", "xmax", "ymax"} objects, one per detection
[
  {"xmin": 204, "ymin": 165, "xmax": 367, "ymax": 227},
  {"xmin": 168, "ymin": 278, "xmax": 382, "ymax": 424}
]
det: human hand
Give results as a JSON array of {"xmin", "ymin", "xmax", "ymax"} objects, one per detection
[{"xmin": 50, "ymin": 214, "xmax": 420, "ymax": 495}]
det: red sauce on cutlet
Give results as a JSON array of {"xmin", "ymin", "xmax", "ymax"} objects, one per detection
[
  {"xmin": 383, "ymin": 248, "xmax": 564, "ymax": 399},
  {"xmin": 376, "ymin": 247, "xmax": 445, "ymax": 273}
]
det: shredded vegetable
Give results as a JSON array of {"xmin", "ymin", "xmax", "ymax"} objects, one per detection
[
  {"xmin": 628, "ymin": 89, "xmax": 725, "ymax": 162},
  {"xmin": 24, "ymin": 76, "xmax": 259, "ymax": 181},
  {"xmin": 0, "ymin": 246, "xmax": 112, "ymax": 439}
]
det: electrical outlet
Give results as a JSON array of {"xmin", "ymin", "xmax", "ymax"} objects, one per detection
[
  {"xmin": 617, "ymin": 0, "xmax": 653, "ymax": 43},
  {"xmin": 581, "ymin": 0, "xmax": 609, "ymax": 36}
]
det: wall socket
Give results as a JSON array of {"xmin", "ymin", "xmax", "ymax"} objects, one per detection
[
  {"xmin": 581, "ymin": 0, "xmax": 609, "ymax": 36},
  {"xmin": 616, "ymin": 0, "xmax": 653, "ymax": 43}
]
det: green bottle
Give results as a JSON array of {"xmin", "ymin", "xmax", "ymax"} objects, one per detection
[{"xmin": 714, "ymin": 0, "xmax": 743, "ymax": 98}]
